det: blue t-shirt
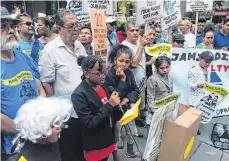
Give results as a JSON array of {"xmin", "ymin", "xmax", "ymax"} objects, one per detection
[
  {"xmin": 18, "ymin": 39, "xmax": 44, "ymax": 63},
  {"xmin": 214, "ymin": 31, "xmax": 229, "ymax": 49},
  {"xmin": 1, "ymin": 50, "xmax": 39, "ymax": 154},
  {"xmin": 107, "ymin": 32, "xmax": 119, "ymax": 50},
  {"xmin": 196, "ymin": 33, "xmax": 204, "ymax": 45}
]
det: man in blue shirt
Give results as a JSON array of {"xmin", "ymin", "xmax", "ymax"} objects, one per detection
[
  {"xmin": 16, "ymin": 13, "xmax": 44, "ymax": 64},
  {"xmin": 154, "ymin": 25, "xmax": 168, "ymax": 44},
  {"xmin": 1, "ymin": 7, "xmax": 45, "ymax": 161},
  {"xmin": 214, "ymin": 18, "xmax": 229, "ymax": 50},
  {"xmin": 106, "ymin": 16, "xmax": 119, "ymax": 51}
]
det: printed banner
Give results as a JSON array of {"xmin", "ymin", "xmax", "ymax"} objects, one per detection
[
  {"xmin": 90, "ymin": 9, "xmax": 108, "ymax": 59},
  {"xmin": 162, "ymin": 0, "xmax": 181, "ymax": 30},
  {"xmin": 136, "ymin": 0, "xmax": 163, "ymax": 26},
  {"xmin": 66, "ymin": 0, "xmax": 90, "ymax": 23},
  {"xmin": 84, "ymin": 0, "xmax": 113, "ymax": 15},
  {"xmin": 170, "ymin": 48, "xmax": 229, "ymax": 120},
  {"xmin": 196, "ymin": 83, "xmax": 229, "ymax": 124},
  {"xmin": 143, "ymin": 100, "xmax": 176, "ymax": 161},
  {"xmin": 145, "ymin": 43, "xmax": 172, "ymax": 57},
  {"xmin": 186, "ymin": 0, "xmax": 213, "ymax": 12}
]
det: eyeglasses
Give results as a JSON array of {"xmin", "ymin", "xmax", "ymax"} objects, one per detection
[
  {"xmin": 206, "ymin": 37, "xmax": 213, "ymax": 39},
  {"xmin": 21, "ymin": 21, "xmax": 34, "ymax": 26},
  {"xmin": 89, "ymin": 71, "xmax": 106, "ymax": 77},
  {"xmin": 1, "ymin": 23, "xmax": 16, "ymax": 31},
  {"xmin": 63, "ymin": 22, "xmax": 82, "ymax": 31}
]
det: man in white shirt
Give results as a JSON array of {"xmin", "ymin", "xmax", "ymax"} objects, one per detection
[
  {"xmin": 180, "ymin": 19, "xmax": 196, "ymax": 48},
  {"xmin": 39, "ymin": 8, "xmax": 87, "ymax": 161}
]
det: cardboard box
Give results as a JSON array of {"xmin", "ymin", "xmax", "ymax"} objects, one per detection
[{"xmin": 158, "ymin": 104, "xmax": 202, "ymax": 161}]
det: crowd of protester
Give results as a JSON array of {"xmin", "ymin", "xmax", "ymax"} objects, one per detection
[{"xmin": 1, "ymin": 6, "xmax": 229, "ymax": 161}]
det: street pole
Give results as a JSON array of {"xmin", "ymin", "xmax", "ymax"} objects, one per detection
[{"xmin": 194, "ymin": 12, "xmax": 199, "ymax": 48}]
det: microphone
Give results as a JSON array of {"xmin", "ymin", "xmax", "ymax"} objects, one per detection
[{"xmin": 108, "ymin": 86, "xmax": 124, "ymax": 113}]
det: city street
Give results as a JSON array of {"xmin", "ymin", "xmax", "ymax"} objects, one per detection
[{"xmin": 108, "ymin": 116, "xmax": 229, "ymax": 161}]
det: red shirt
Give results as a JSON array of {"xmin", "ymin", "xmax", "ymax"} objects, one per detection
[
  {"xmin": 83, "ymin": 86, "xmax": 115, "ymax": 161},
  {"xmin": 116, "ymin": 31, "xmax": 126, "ymax": 43}
]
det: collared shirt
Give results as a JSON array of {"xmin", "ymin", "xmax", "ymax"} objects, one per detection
[
  {"xmin": 214, "ymin": 30, "xmax": 229, "ymax": 49},
  {"xmin": 39, "ymin": 36, "xmax": 87, "ymax": 118}
]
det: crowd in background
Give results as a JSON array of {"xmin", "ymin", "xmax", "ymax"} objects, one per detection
[{"xmin": 1, "ymin": 5, "xmax": 229, "ymax": 161}]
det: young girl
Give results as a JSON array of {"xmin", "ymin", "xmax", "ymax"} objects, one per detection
[
  {"xmin": 146, "ymin": 56, "xmax": 173, "ymax": 126},
  {"xmin": 105, "ymin": 44, "xmax": 141, "ymax": 158},
  {"xmin": 71, "ymin": 55, "xmax": 121, "ymax": 161}
]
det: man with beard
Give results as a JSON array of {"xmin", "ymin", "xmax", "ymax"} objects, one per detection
[
  {"xmin": 78, "ymin": 26, "xmax": 93, "ymax": 55},
  {"xmin": 0, "ymin": 7, "xmax": 45, "ymax": 161},
  {"xmin": 39, "ymin": 8, "xmax": 87, "ymax": 161},
  {"xmin": 16, "ymin": 13, "xmax": 44, "ymax": 64}
]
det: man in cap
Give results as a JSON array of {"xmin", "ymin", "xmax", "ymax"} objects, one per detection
[
  {"xmin": 172, "ymin": 33, "xmax": 185, "ymax": 48},
  {"xmin": 188, "ymin": 51, "xmax": 214, "ymax": 108},
  {"xmin": 1, "ymin": 7, "xmax": 45, "ymax": 161},
  {"xmin": 106, "ymin": 16, "xmax": 119, "ymax": 50}
]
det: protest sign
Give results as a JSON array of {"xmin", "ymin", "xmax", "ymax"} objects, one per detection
[
  {"xmin": 196, "ymin": 83, "xmax": 229, "ymax": 124},
  {"xmin": 151, "ymin": 94, "xmax": 180, "ymax": 109},
  {"xmin": 145, "ymin": 43, "xmax": 172, "ymax": 58},
  {"xmin": 170, "ymin": 48, "xmax": 229, "ymax": 120},
  {"xmin": 119, "ymin": 98, "xmax": 141, "ymax": 126},
  {"xmin": 136, "ymin": 0, "xmax": 163, "ymax": 26},
  {"xmin": 162, "ymin": 0, "xmax": 181, "ymax": 30},
  {"xmin": 186, "ymin": 0, "xmax": 213, "ymax": 12},
  {"xmin": 143, "ymin": 98, "xmax": 177, "ymax": 161},
  {"xmin": 66, "ymin": 0, "xmax": 90, "ymax": 23},
  {"xmin": 214, "ymin": 106, "xmax": 229, "ymax": 117},
  {"xmin": 89, "ymin": 9, "xmax": 108, "ymax": 59},
  {"xmin": 84, "ymin": 0, "xmax": 113, "ymax": 15}
]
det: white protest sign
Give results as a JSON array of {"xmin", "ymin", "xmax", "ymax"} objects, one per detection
[
  {"xmin": 170, "ymin": 48, "xmax": 229, "ymax": 120},
  {"xmin": 66, "ymin": 0, "xmax": 90, "ymax": 22},
  {"xmin": 145, "ymin": 43, "xmax": 172, "ymax": 58},
  {"xmin": 196, "ymin": 83, "xmax": 229, "ymax": 124},
  {"xmin": 136, "ymin": 0, "xmax": 163, "ymax": 26},
  {"xmin": 143, "ymin": 98, "xmax": 177, "ymax": 161},
  {"xmin": 186, "ymin": 0, "xmax": 213, "ymax": 12},
  {"xmin": 162, "ymin": 0, "xmax": 181, "ymax": 30},
  {"xmin": 83, "ymin": 0, "xmax": 113, "ymax": 15}
]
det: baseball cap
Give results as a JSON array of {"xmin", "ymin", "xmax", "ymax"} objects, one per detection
[
  {"xmin": 198, "ymin": 51, "xmax": 214, "ymax": 60},
  {"xmin": 106, "ymin": 16, "xmax": 116, "ymax": 23},
  {"xmin": 1, "ymin": 7, "xmax": 20, "ymax": 24},
  {"xmin": 173, "ymin": 33, "xmax": 185, "ymax": 41}
]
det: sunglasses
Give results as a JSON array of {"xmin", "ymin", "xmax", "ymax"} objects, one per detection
[
  {"xmin": 206, "ymin": 37, "xmax": 213, "ymax": 39},
  {"xmin": 175, "ymin": 40, "xmax": 184, "ymax": 44},
  {"xmin": 21, "ymin": 21, "xmax": 34, "ymax": 26},
  {"xmin": 63, "ymin": 22, "xmax": 82, "ymax": 31}
]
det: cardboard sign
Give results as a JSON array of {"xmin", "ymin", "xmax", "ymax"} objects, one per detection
[
  {"xmin": 89, "ymin": 9, "xmax": 108, "ymax": 59},
  {"xmin": 84, "ymin": 0, "xmax": 113, "ymax": 15},
  {"xmin": 186, "ymin": 0, "xmax": 213, "ymax": 12},
  {"xmin": 196, "ymin": 83, "xmax": 229, "ymax": 124},
  {"xmin": 162, "ymin": 0, "xmax": 181, "ymax": 30},
  {"xmin": 158, "ymin": 104, "xmax": 202, "ymax": 161},
  {"xmin": 145, "ymin": 43, "xmax": 172, "ymax": 58},
  {"xmin": 136, "ymin": 0, "xmax": 163, "ymax": 26}
]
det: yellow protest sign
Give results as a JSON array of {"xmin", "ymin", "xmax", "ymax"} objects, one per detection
[
  {"xmin": 89, "ymin": 8, "xmax": 107, "ymax": 60},
  {"xmin": 119, "ymin": 98, "xmax": 141, "ymax": 126},
  {"xmin": 145, "ymin": 43, "xmax": 172, "ymax": 57},
  {"xmin": 152, "ymin": 94, "xmax": 180, "ymax": 109},
  {"xmin": 18, "ymin": 156, "xmax": 27, "ymax": 161}
]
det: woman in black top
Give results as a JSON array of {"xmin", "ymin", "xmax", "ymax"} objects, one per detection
[
  {"xmin": 71, "ymin": 55, "xmax": 121, "ymax": 161},
  {"xmin": 105, "ymin": 44, "xmax": 141, "ymax": 158}
]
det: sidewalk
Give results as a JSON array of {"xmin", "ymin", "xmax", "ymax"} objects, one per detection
[{"xmin": 108, "ymin": 116, "xmax": 229, "ymax": 161}]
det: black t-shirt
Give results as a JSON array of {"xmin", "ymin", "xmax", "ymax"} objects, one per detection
[{"xmin": 16, "ymin": 142, "xmax": 61, "ymax": 161}]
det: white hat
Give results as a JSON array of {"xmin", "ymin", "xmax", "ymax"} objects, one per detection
[
  {"xmin": 106, "ymin": 16, "xmax": 116, "ymax": 23},
  {"xmin": 38, "ymin": 12, "xmax": 46, "ymax": 18}
]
